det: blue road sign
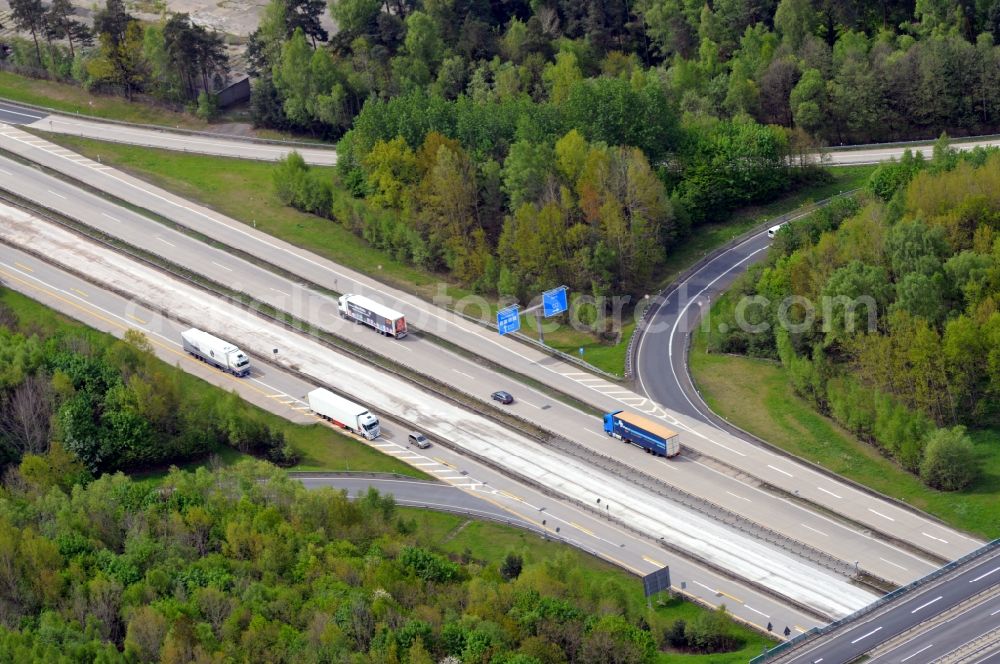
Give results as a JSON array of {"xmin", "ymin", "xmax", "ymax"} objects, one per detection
[
  {"xmin": 497, "ymin": 306, "xmax": 521, "ymax": 335},
  {"xmin": 542, "ymin": 286, "xmax": 568, "ymax": 317}
]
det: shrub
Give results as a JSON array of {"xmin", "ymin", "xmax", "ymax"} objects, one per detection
[{"xmin": 920, "ymin": 426, "xmax": 978, "ymax": 491}]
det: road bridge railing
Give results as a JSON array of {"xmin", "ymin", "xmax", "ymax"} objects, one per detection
[{"xmin": 750, "ymin": 538, "xmax": 1000, "ymax": 663}]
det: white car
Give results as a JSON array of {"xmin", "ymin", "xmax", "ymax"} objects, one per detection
[{"xmin": 767, "ymin": 224, "xmax": 783, "ymax": 239}]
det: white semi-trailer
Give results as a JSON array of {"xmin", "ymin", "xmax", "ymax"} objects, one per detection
[
  {"xmin": 181, "ymin": 328, "xmax": 251, "ymax": 376},
  {"xmin": 339, "ymin": 294, "xmax": 407, "ymax": 338},
  {"xmin": 307, "ymin": 388, "xmax": 381, "ymax": 439}
]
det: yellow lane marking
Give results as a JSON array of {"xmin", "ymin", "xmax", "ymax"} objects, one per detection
[
  {"xmin": 570, "ymin": 522, "xmax": 595, "ymax": 537},
  {"xmin": 718, "ymin": 590, "xmax": 743, "ymax": 603},
  {"xmin": 642, "ymin": 555, "xmax": 664, "ymax": 567},
  {"xmin": 127, "ymin": 313, "xmax": 148, "ymax": 325},
  {"xmin": 453, "ymin": 490, "xmax": 646, "ymax": 576},
  {"xmin": 14, "ymin": 262, "xmax": 32, "ymax": 272},
  {"xmin": 433, "ymin": 457, "xmax": 456, "ymax": 469},
  {"xmin": 70, "ymin": 287, "xmax": 88, "ymax": 298},
  {"xmin": 498, "ymin": 490, "xmax": 523, "ymax": 502}
]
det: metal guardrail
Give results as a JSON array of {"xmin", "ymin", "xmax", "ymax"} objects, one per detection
[
  {"xmin": 749, "ymin": 538, "xmax": 1000, "ymax": 663},
  {"xmin": 818, "ymin": 133, "xmax": 1000, "ymax": 153}
]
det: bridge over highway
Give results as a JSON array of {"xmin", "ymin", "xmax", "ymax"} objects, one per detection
[{"xmin": 754, "ymin": 540, "xmax": 1000, "ymax": 664}]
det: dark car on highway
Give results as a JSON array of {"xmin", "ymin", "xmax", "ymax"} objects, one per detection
[{"xmin": 491, "ymin": 390, "xmax": 514, "ymax": 404}]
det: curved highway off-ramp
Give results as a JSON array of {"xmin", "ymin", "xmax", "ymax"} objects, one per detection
[
  {"xmin": 635, "ymin": 223, "xmax": 773, "ymax": 420},
  {"xmin": 293, "ymin": 474, "xmax": 533, "ymax": 526}
]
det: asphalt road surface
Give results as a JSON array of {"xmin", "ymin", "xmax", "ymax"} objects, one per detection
[
  {"xmin": 869, "ymin": 592, "xmax": 1000, "ymax": 664},
  {"xmin": 0, "ymin": 125, "xmax": 977, "ymax": 573},
  {"xmin": 4, "ymin": 96, "xmax": 1000, "ymax": 167},
  {"xmin": 0, "ymin": 205, "xmax": 880, "ymax": 620},
  {"xmin": 295, "ymin": 475, "xmax": 530, "ymax": 525},
  {"xmin": 636, "ymin": 223, "xmax": 772, "ymax": 421},
  {"xmin": 0, "ymin": 101, "xmax": 46, "ymax": 125},
  {"xmin": 783, "ymin": 547, "xmax": 1000, "ymax": 664},
  {"xmin": 823, "ymin": 136, "xmax": 1000, "ymax": 165},
  {"xmin": 0, "ymin": 101, "xmax": 338, "ymax": 165},
  {"xmin": 0, "ymin": 148, "xmax": 958, "ymax": 589},
  {"xmin": 0, "ymin": 240, "xmax": 822, "ymax": 633}
]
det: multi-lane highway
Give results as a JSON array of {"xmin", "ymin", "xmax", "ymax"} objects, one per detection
[
  {"xmin": 0, "ymin": 124, "xmax": 977, "ymax": 578},
  {"xmin": 0, "ymin": 97, "xmax": 994, "ymax": 639},
  {"xmin": 0, "ymin": 152, "xmax": 936, "ymax": 590},
  {"xmin": 2, "ymin": 202, "xmax": 887, "ymax": 619},
  {"xmin": 0, "ymin": 237, "xmax": 825, "ymax": 633},
  {"xmin": 780, "ymin": 546, "xmax": 1000, "ymax": 664},
  {"xmin": 0, "ymin": 137, "xmax": 975, "ymax": 614},
  {"xmin": 869, "ymin": 592, "xmax": 1000, "ymax": 664}
]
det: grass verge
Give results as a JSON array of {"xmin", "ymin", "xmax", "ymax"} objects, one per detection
[
  {"xmin": 1, "ymin": 286, "xmax": 430, "ymax": 479},
  {"xmin": 32, "ymin": 133, "xmax": 875, "ymax": 376},
  {"xmin": 0, "ymin": 71, "xmax": 212, "ymax": 128},
  {"xmin": 406, "ymin": 509, "xmax": 776, "ymax": 663},
  {"xmin": 689, "ymin": 295, "xmax": 1000, "ymax": 538}
]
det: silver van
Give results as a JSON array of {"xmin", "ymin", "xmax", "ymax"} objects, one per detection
[
  {"xmin": 767, "ymin": 224, "xmax": 782, "ymax": 239},
  {"xmin": 408, "ymin": 433, "xmax": 432, "ymax": 449}
]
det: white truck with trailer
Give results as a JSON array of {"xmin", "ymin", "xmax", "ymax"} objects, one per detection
[
  {"xmin": 339, "ymin": 294, "xmax": 407, "ymax": 338},
  {"xmin": 307, "ymin": 388, "xmax": 381, "ymax": 439},
  {"xmin": 181, "ymin": 328, "xmax": 251, "ymax": 376}
]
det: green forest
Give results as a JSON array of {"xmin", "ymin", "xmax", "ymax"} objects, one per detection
[
  {"xmin": 707, "ymin": 143, "xmax": 1000, "ymax": 491},
  {"xmin": 0, "ymin": 315, "xmax": 297, "ymax": 476},
  {"xmin": 0, "ymin": 460, "xmax": 764, "ymax": 663},
  {"xmin": 9, "ymin": 0, "xmax": 1000, "ymax": 304}
]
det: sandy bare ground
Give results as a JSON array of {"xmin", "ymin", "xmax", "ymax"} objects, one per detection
[{"xmin": 0, "ymin": 0, "xmax": 336, "ymax": 40}]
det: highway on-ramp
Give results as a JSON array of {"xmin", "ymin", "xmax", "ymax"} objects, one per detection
[
  {"xmin": 294, "ymin": 475, "xmax": 530, "ymax": 525},
  {"xmin": 0, "ymin": 100, "xmax": 338, "ymax": 165},
  {"xmin": 0, "ymin": 237, "xmax": 823, "ymax": 634}
]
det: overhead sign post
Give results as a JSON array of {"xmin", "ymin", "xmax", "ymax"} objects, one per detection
[
  {"xmin": 542, "ymin": 286, "xmax": 569, "ymax": 317},
  {"xmin": 497, "ymin": 305, "xmax": 521, "ymax": 336}
]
